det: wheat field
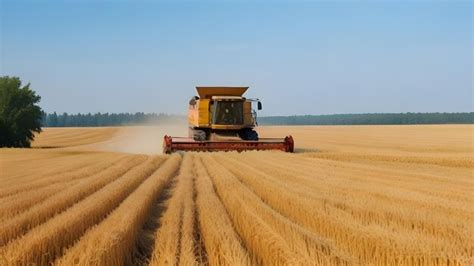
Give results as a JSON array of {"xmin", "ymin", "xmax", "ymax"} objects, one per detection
[{"xmin": 0, "ymin": 125, "xmax": 472, "ymax": 265}]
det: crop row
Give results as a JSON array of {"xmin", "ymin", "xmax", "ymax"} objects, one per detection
[{"xmin": 1, "ymin": 150, "xmax": 471, "ymax": 265}]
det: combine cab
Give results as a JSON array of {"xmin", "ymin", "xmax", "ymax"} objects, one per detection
[{"xmin": 163, "ymin": 86, "xmax": 294, "ymax": 154}]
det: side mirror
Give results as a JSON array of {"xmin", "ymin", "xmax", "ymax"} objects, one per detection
[{"xmin": 257, "ymin": 101, "xmax": 262, "ymax": 110}]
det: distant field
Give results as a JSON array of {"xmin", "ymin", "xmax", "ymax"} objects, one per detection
[
  {"xmin": 0, "ymin": 125, "xmax": 472, "ymax": 265},
  {"xmin": 32, "ymin": 127, "xmax": 119, "ymax": 148}
]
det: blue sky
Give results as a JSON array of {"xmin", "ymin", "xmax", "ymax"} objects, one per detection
[{"xmin": 1, "ymin": 1, "xmax": 472, "ymax": 115}]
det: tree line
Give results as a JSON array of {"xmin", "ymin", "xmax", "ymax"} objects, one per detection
[
  {"xmin": 258, "ymin": 112, "xmax": 473, "ymax": 125},
  {"xmin": 41, "ymin": 112, "xmax": 473, "ymax": 127},
  {"xmin": 41, "ymin": 112, "xmax": 184, "ymax": 127},
  {"xmin": 2, "ymin": 75, "xmax": 471, "ymax": 148}
]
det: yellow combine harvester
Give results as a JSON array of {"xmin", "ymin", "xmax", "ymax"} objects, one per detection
[{"xmin": 163, "ymin": 86, "xmax": 294, "ymax": 153}]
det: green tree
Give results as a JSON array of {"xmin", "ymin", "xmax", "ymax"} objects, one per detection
[{"xmin": 0, "ymin": 76, "xmax": 43, "ymax": 147}]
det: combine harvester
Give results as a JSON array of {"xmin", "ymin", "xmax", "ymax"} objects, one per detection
[{"xmin": 163, "ymin": 86, "xmax": 294, "ymax": 153}]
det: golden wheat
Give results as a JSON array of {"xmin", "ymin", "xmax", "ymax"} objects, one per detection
[
  {"xmin": 193, "ymin": 155, "xmax": 254, "ymax": 265},
  {"xmin": 55, "ymin": 154, "xmax": 180, "ymax": 265},
  {"xmin": 0, "ymin": 155, "xmax": 128, "ymax": 219},
  {"xmin": 150, "ymin": 154, "xmax": 196, "ymax": 266},
  {"xmin": 0, "ymin": 156, "xmax": 165, "ymax": 264},
  {"xmin": 32, "ymin": 127, "xmax": 118, "ymax": 148},
  {"xmin": 213, "ymin": 153, "xmax": 352, "ymax": 264},
  {"xmin": 0, "ymin": 125, "xmax": 471, "ymax": 265},
  {"xmin": 0, "ymin": 151, "xmax": 113, "ymax": 186},
  {"xmin": 217, "ymin": 151, "xmax": 472, "ymax": 264},
  {"xmin": 0, "ymin": 155, "xmax": 147, "ymax": 246},
  {"xmin": 200, "ymin": 154, "xmax": 304, "ymax": 265}
]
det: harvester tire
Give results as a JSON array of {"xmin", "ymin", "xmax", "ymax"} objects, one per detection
[
  {"xmin": 239, "ymin": 128, "xmax": 259, "ymax": 141},
  {"xmin": 191, "ymin": 129, "xmax": 207, "ymax": 141}
]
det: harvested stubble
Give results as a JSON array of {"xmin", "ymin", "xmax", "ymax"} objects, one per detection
[
  {"xmin": 55, "ymin": 154, "xmax": 181, "ymax": 265},
  {"xmin": 0, "ymin": 156, "xmax": 165, "ymax": 264}
]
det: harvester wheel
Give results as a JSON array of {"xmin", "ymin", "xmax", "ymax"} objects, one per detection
[
  {"xmin": 239, "ymin": 128, "xmax": 259, "ymax": 141},
  {"xmin": 190, "ymin": 128, "xmax": 207, "ymax": 141}
]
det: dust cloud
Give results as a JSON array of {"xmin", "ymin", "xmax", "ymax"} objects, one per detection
[{"xmin": 94, "ymin": 125, "xmax": 187, "ymax": 155}]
